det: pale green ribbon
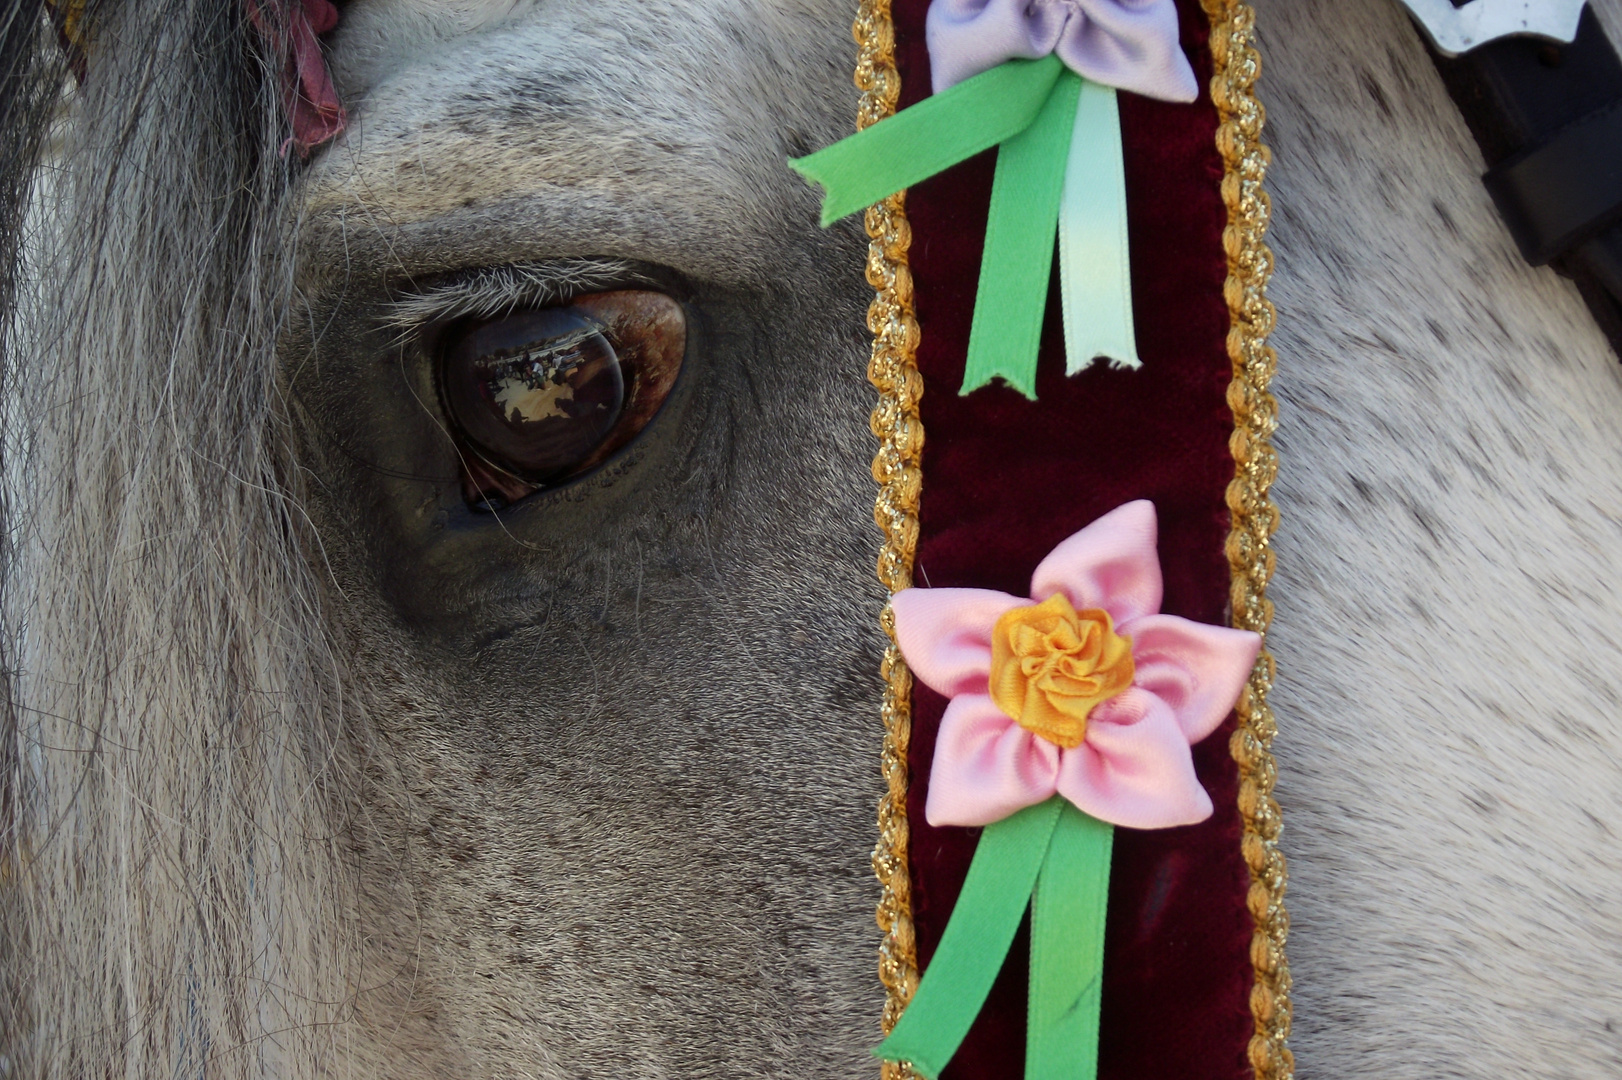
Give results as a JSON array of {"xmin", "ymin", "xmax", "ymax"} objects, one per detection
[
  {"xmin": 1059, "ymin": 80, "xmax": 1139, "ymax": 380},
  {"xmin": 789, "ymin": 55, "xmax": 1138, "ymax": 398},
  {"xmin": 872, "ymin": 797, "xmax": 1113, "ymax": 1080}
]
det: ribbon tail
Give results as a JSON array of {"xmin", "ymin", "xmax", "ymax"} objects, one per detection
[
  {"xmin": 1026, "ymin": 804, "xmax": 1113, "ymax": 1080},
  {"xmin": 959, "ymin": 71, "xmax": 1081, "ymax": 398},
  {"xmin": 789, "ymin": 55, "xmax": 1065, "ymax": 226},
  {"xmin": 1058, "ymin": 81, "xmax": 1139, "ymax": 373},
  {"xmin": 874, "ymin": 798, "xmax": 1065, "ymax": 1079}
]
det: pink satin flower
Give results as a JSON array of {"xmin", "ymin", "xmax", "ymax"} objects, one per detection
[
  {"xmin": 926, "ymin": 0, "xmax": 1199, "ymax": 101},
  {"xmin": 893, "ymin": 501, "xmax": 1260, "ymax": 830}
]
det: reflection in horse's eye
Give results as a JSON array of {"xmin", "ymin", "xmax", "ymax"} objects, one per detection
[
  {"xmin": 443, "ymin": 309, "xmax": 624, "ymax": 482},
  {"xmin": 438, "ymin": 290, "xmax": 685, "ymax": 509}
]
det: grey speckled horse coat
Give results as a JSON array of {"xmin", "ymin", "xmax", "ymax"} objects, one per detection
[{"xmin": 6, "ymin": 0, "xmax": 1622, "ymax": 1076}]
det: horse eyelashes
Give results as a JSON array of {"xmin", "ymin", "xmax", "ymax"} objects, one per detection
[{"xmin": 437, "ymin": 290, "xmax": 686, "ymax": 509}]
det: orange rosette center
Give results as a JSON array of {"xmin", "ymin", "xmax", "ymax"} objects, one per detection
[{"xmin": 989, "ymin": 593, "xmax": 1135, "ymax": 749}]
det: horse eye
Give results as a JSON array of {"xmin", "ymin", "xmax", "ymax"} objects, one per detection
[{"xmin": 439, "ymin": 290, "xmax": 685, "ymax": 508}]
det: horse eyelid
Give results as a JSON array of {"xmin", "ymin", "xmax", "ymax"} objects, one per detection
[{"xmin": 380, "ymin": 258, "xmax": 656, "ymax": 332}]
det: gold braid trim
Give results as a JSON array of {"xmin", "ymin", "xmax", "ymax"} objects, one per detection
[
  {"xmin": 854, "ymin": 3, "xmax": 1290, "ymax": 1078},
  {"xmin": 852, "ymin": 2, "xmax": 924, "ymax": 1077},
  {"xmin": 1203, "ymin": 3, "xmax": 1295, "ymax": 1078}
]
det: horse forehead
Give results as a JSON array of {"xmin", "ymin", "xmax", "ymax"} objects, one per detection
[
  {"xmin": 325, "ymin": 0, "xmax": 844, "ymax": 101},
  {"xmin": 301, "ymin": 0, "xmax": 854, "ymax": 262}
]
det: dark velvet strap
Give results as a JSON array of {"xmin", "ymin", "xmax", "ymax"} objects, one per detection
[
  {"xmin": 1429, "ymin": 5, "xmax": 1622, "ymax": 354},
  {"xmin": 1483, "ymin": 100, "xmax": 1622, "ymax": 265},
  {"xmin": 894, "ymin": 2, "xmax": 1255, "ymax": 1076}
]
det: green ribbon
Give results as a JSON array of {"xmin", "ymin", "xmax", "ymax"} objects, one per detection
[
  {"xmin": 962, "ymin": 69, "xmax": 1079, "ymax": 397},
  {"xmin": 790, "ymin": 56, "xmax": 1066, "ymax": 227},
  {"xmin": 788, "ymin": 56, "xmax": 1137, "ymax": 398},
  {"xmin": 873, "ymin": 797, "xmax": 1114, "ymax": 1080},
  {"xmin": 1028, "ymin": 804, "xmax": 1113, "ymax": 1080}
]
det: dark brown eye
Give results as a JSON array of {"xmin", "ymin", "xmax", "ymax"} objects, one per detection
[
  {"xmin": 443, "ymin": 308, "xmax": 622, "ymax": 481},
  {"xmin": 439, "ymin": 290, "xmax": 684, "ymax": 508}
]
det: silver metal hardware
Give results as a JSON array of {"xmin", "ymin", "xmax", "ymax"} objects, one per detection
[{"xmin": 1398, "ymin": 0, "xmax": 1586, "ymax": 56}]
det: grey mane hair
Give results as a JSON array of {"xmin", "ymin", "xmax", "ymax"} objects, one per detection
[
  {"xmin": 380, "ymin": 257, "xmax": 651, "ymax": 330},
  {"xmin": 0, "ymin": 1, "xmax": 364, "ymax": 1075}
]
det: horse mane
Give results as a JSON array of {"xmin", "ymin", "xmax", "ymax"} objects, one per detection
[{"xmin": 0, "ymin": 1, "xmax": 361, "ymax": 1073}]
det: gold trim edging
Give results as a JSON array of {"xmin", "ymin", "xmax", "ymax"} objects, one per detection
[
  {"xmin": 855, "ymin": 3, "xmax": 1291, "ymax": 1078},
  {"xmin": 853, "ymin": 3, "xmax": 924, "ymax": 1078},
  {"xmin": 1202, "ymin": 3, "xmax": 1295, "ymax": 1077}
]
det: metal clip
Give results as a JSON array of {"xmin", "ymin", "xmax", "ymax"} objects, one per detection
[{"xmin": 1398, "ymin": 0, "xmax": 1586, "ymax": 56}]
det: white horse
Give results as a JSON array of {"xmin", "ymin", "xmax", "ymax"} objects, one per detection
[{"xmin": 4, "ymin": 0, "xmax": 1622, "ymax": 1076}]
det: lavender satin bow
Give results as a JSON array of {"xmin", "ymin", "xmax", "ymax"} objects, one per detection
[{"xmin": 927, "ymin": 0, "xmax": 1198, "ymax": 101}]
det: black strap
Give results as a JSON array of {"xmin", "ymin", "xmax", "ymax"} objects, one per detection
[{"xmin": 1430, "ymin": 6, "xmax": 1622, "ymax": 356}]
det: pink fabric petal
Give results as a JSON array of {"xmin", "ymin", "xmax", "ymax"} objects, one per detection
[
  {"xmin": 1055, "ymin": 688, "xmax": 1212, "ymax": 828},
  {"xmin": 891, "ymin": 587, "xmax": 1025, "ymax": 698},
  {"xmin": 1029, "ymin": 499, "xmax": 1162, "ymax": 625},
  {"xmin": 926, "ymin": 0, "xmax": 1198, "ymax": 101},
  {"xmin": 1124, "ymin": 614, "xmax": 1261, "ymax": 742},
  {"xmin": 925, "ymin": 694, "xmax": 1062, "ymax": 827}
]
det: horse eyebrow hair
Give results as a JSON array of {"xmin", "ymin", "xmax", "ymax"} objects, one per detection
[{"xmin": 379, "ymin": 258, "xmax": 652, "ymax": 329}]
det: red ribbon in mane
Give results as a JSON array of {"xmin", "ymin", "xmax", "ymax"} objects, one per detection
[{"xmin": 246, "ymin": 0, "xmax": 347, "ymax": 158}]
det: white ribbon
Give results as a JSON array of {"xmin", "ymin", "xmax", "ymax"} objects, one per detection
[{"xmin": 1058, "ymin": 81, "xmax": 1139, "ymax": 373}]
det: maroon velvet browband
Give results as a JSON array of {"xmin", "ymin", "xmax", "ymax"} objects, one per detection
[{"xmin": 894, "ymin": 0, "xmax": 1253, "ymax": 1075}]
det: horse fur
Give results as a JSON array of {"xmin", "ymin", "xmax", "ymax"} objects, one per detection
[
  {"xmin": 5, "ymin": 0, "xmax": 1622, "ymax": 1076},
  {"xmin": 1261, "ymin": 1, "xmax": 1622, "ymax": 1075},
  {"xmin": 0, "ymin": 4, "xmax": 359, "ymax": 1076}
]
